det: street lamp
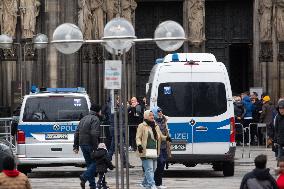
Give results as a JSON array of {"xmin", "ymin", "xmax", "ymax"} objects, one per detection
[
  {"xmin": 0, "ymin": 33, "xmax": 48, "ymax": 97},
  {"xmin": 51, "ymin": 17, "xmax": 185, "ymax": 189}
]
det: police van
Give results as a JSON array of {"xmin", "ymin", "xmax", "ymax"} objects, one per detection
[
  {"xmin": 16, "ymin": 87, "xmax": 90, "ymax": 174},
  {"xmin": 147, "ymin": 53, "xmax": 236, "ymax": 176}
]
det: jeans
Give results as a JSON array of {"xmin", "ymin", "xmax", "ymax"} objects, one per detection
[
  {"xmin": 80, "ymin": 145, "xmax": 96, "ymax": 188},
  {"xmin": 154, "ymin": 149, "xmax": 167, "ymax": 186},
  {"xmin": 278, "ymin": 145, "xmax": 284, "ymax": 159},
  {"xmin": 141, "ymin": 158, "xmax": 157, "ymax": 188}
]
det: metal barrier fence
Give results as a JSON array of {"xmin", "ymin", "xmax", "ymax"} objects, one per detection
[{"xmin": 0, "ymin": 118, "xmax": 15, "ymax": 152}]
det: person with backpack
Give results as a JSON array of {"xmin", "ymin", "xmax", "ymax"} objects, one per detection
[
  {"xmin": 240, "ymin": 154, "xmax": 278, "ymax": 189},
  {"xmin": 73, "ymin": 104, "xmax": 102, "ymax": 189}
]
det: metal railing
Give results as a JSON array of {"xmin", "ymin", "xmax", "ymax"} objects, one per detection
[{"xmin": 0, "ymin": 118, "xmax": 15, "ymax": 152}]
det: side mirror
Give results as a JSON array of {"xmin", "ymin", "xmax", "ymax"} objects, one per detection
[{"xmin": 146, "ymin": 83, "xmax": 149, "ymax": 94}]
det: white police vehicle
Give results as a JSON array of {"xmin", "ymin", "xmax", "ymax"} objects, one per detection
[
  {"xmin": 16, "ymin": 87, "xmax": 90, "ymax": 174},
  {"xmin": 147, "ymin": 53, "xmax": 236, "ymax": 176}
]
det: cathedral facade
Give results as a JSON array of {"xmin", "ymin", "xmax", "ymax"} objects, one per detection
[{"xmin": 0, "ymin": 0, "xmax": 283, "ymax": 116}]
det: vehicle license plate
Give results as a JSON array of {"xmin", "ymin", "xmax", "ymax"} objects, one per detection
[
  {"xmin": 45, "ymin": 133, "xmax": 68, "ymax": 140},
  {"xmin": 171, "ymin": 143, "xmax": 186, "ymax": 151}
]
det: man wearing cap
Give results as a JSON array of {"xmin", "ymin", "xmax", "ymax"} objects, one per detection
[
  {"xmin": 260, "ymin": 96, "xmax": 276, "ymax": 147},
  {"xmin": 274, "ymin": 100, "xmax": 284, "ymax": 159},
  {"xmin": 73, "ymin": 104, "xmax": 102, "ymax": 189}
]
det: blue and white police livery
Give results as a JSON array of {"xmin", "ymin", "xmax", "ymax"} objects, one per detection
[
  {"xmin": 146, "ymin": 53, "xmax": 236, "ymax": 176},
  {"xmin": 16, "ymin": 87, "xmax": 91, "ymax": 173}
]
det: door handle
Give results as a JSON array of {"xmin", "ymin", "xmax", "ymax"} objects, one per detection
[{"xmin": 195, "ymin": 126, "xmax": 208, "ymax": 131}]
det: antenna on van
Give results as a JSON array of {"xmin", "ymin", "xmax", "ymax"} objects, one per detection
[{"xmin": 184, "ymin": 60, "xmax": 199, "ymax": 65}]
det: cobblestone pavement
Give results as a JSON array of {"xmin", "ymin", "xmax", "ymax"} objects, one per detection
[{"xmin": 28, "ymin": 146, "xmax": 278, "ymax": 189}]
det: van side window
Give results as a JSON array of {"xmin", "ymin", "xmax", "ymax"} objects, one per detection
[{"xmin": 157, "ymin": 82, "xmax": 227, "ymax": 117}]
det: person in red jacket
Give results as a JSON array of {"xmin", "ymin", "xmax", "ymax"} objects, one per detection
[{"xmin": 277, "ymin": 157, "xmax": 284, "ymax": 189}]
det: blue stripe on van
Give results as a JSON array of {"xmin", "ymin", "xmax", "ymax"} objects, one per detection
[
  {"xmin": 18, "ymin": 124, "xmax": 78, "ymax": 137},
  {"xmin": 168, "ymin": 118, "xmax": 230, "ymax": 143}
]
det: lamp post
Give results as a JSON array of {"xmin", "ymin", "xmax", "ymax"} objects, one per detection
[
  {"xmin": 0, "ymin": 33, "xmax": 48, "ymax": 98},
  {"xmin": 51, "ymin": 18, "xmax": 185, "ymax": 189}
]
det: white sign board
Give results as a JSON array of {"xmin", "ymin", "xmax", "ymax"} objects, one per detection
[
  {"xmin": 249, "ymin": 87, "xmax": 263, "ymax": 100},
  {"xmin": 104, "ymin": 60, "xmax": 122, "ymax": 89}
]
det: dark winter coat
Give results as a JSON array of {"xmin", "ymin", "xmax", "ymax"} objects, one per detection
[
  {"xmin": 92, "ymin": 148, "xmax": 114, "ymax": 173},
  {"xmin": 73, "ymin": 111, "xmax": 101, "ymax": 150},
  {"xmin": 252, "ymin": 99, "xmax": 263, "ymax": 123},
  {"xmin": 274, "ymin": 110, "xmax": 284, "ymax": 145},
  {"xmin": 240, "ymin": 168, "xmax": 278, "ymax": 189},
  {"xmin": 234, "ymin": 101, "xmax": 245, "ymax": 119},
  {"xmin": 128, "ymin": 105, "xmax": 143, "ymax": 125},
  {"xmin": 260, "ymin": 102, "xmax": 275, "ymax": 125}
]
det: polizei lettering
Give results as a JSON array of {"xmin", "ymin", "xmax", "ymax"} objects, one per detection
[{"xmin": 171, "ymin": 133, "xmax": 189, "ymax": 140}]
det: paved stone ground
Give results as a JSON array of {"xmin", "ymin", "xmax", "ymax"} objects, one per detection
[{"xmin": 29, "ymin": 146, "xmax": 278, "ymax": 189}]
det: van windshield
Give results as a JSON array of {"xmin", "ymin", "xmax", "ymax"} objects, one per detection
[
  {"xmin": 157, "ymin": 82, "xmax": 227, "ymax": 117},
  {"xmin": 23, "ymin": 96, "xmax": 89, "ymax": 122}
]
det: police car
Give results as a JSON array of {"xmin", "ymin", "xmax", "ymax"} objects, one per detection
[{"xmin": 16, "ymin": 87, "xmax": 91, "ymax": 174}]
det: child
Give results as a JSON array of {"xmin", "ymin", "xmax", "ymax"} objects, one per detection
[
  {"xmin": 277, "ymin": 157, "xmax": 284, "ymax": 189},
  {"xmin": 92, "ymin": 143, "xmax": 114, "ymax": 189}
]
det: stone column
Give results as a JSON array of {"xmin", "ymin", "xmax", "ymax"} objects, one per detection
[{"xmin": 253, "ymin": 0, "xmax": 261, "ymax": 88}]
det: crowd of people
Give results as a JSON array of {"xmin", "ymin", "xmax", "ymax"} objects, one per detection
[{"xmin": 233, "ymin": 91, "xmax": 282, "ymax": 147}]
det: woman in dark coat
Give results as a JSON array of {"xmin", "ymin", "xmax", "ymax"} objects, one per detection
[{"xmin": 92, "ymin": 143, "xmax": 114, "ymax": 189}]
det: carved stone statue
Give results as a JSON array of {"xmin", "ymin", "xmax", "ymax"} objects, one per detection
[
  {"xmin": 121, "ymin": 0, "xmax": 137, "ymax": 23},
  {"xmin": 19, "ymin": 0, "xmax": 41, "ymax": 39},
  {"xmin": 91, "ymin": 0, "xmax": 104, "ymax": 39},
  {"xmin": 275, "ymin": 0, "xmax": 284, "ymax": 41},
  {"xmin": 105, "ymin": 0, "xmax": 119, "ymax": 21},
  {"xmin": 259, "ymin": 0, "xmax": 273, "ymax": 42},
  {"xmin": 187, "ymin": 0, "xmax": 205, "ymax": 44},
  {"xmin": 2, "ymin": 0, "xmax": 18, "ymax": 38},
  {"xmin": 78, "ymin": 0, "xmax": 93, "ymax": 39}
]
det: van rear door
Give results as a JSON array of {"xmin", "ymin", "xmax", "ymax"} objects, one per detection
[
  {"xmin": 19, "ymin": 96, "xmax": 89, "ymax": 158},
  {"xmin": 190, "ymin": 71, "xmax": 230, "ymax": 155}
]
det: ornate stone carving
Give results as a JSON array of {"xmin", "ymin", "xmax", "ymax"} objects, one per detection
[
  {"xmin": 187, "ymin": 0, "xmax": 205, "ymax": 45},
  {"xmin": 275, "ymin": 0, "xmax": 284, "ymax": 41},
  {"xmin": 78, "ymin": 0, "xmax": 93, "ymax": 40},
  {"xmin": 91, "ymin": 0, "xmax": 104, "ymax": 39},
  {"xmin": 259, "ymin": 0, "xmax": 273, "ymax": 42},
  {"xmin": 19, "ymin": 0, "xmax": 41, "ymax": 39},
  {"xmin": 105, "ymin": 0, "xmax": 119, "ymax": 21},
  {"xmin": 1, "ymin": 0, "xmax": 18, "ymax": 38},
  {"xmin": 121, "ymin": 0, "xmax": 137, "ymax": 23},
  {"xmin": 259, "ymin": 42, "xmax": 273, "ymax": 62}
]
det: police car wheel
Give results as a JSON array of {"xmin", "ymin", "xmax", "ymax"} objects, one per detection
[{"xmin": 222, "ymin": 161, "xmax": 234, "ymax": 177}]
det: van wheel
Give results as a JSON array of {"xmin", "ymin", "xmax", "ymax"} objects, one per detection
[
  {"xmin": 17, "ymin": 165, "xmax": 32, "ymax": 175},
  {"xmin": 223, "ymin": 161, "xmax": 234, "ymax": 176},
  {"xmin": 212, "ymin": 163, "xmax": 223, "ymax": 171}
]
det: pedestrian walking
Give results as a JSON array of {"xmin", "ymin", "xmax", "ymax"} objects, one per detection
[
  {"xmin": 274, "ymin": 100, "xmax": 284, "ymax": 160},
  {"xmin": 91, "ymin": 143, "xmax": 114, "ymax": 189},
  {"xmin": 73, "ymin": 104, "xmax": 102, "ymax": 189},
  {"xmin": 136, "ymin": 110, "xmax": 170, "ymax": 189},
  {"xmin": 153, "ymin": 107, "xmax": 172, "ymax": 189},
  {"xmin": 240, "ymin": 154, "xmax": 278, "ymax": 189},
  {"xmin": 0, "ymin": 156, "xmax": 32, "ymax": 189}
]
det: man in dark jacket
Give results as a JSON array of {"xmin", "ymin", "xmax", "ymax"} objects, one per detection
[
  {"xmin": 274, "ymin": 100, "xmax": 284, "ymax": 159},
  {"xmin": 73, "ymin": 104, "xmax": 102, "ymax": 189},
  {"xmin": 240, "ymin": 154, "xmax": 278, "ymax": 189}
]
